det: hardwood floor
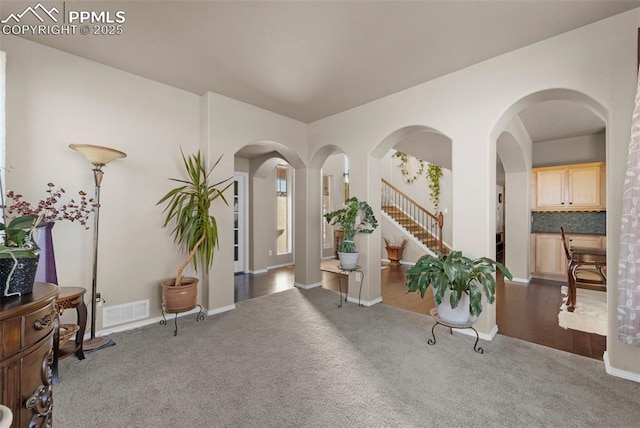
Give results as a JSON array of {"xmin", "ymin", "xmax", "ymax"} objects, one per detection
[
  {"xmin": 496, "ymin": 275, "xmax": 606, "ymax": 360},
  {"xmin": 234, "ymin": 263, "xmax": 606, "ymax": 360}
]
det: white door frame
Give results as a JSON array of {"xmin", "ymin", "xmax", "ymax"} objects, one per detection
[{"xmin": 234, "ymin": 172, "xmax": 248, "ymax": 273}]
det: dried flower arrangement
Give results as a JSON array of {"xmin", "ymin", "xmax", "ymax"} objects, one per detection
[
  {"xmin": 2, "ymin": 183, "xmax": 97, "ymax": 229},
  {"xmin": 384, "ymin": 236, "xmax": 408, "ymax": 249}
]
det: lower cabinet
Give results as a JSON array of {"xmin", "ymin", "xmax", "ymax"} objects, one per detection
[
  {"xmin": 531, "ymin": 233, "xmax": 605, "ymax": 279},
  {"xmin": 0, "ymin": 283, "xmax": 58, "ymax": 427},
  {"xmin": 533, "ymin": 234, "xmax": 566, "ymax": 276}
]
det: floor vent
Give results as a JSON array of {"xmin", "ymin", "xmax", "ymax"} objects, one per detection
[{"xmin": 103, "ymin": 300, "xmax": 149, "ymax": 328}]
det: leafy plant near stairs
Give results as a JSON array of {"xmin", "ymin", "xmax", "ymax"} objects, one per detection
[{"xmin": 324, "ymin": 197, "xmax": 378, "ymax": 253}]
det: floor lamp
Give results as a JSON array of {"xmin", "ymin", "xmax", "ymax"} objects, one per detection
[{"xmin": 70, "ymin": 144, "xmax": 126, "ymax": 352}]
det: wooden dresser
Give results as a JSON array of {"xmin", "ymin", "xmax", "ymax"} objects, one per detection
[{"xmin": 0, "ymin": 282, "xmax": 57, "ymax": 427}]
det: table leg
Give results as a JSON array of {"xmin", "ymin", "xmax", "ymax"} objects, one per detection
[
  {"xmin": 567, "ymin": 262, "xmax": 578, "ymax": 312},
  {"xmin": 75, "ymin": 300, "xmax": 87, "ymax": 360},
  {"xmin": 52, "ymin": 317, "xmax": 60, "ymax": 385}
]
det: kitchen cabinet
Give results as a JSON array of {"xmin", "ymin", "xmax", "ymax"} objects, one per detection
[
  {"xmin": 531, "ymin": 233, "xmax": 606, "ymax": 279},
  {"xmin": 532, "ymin": 233, "xmax": 566, "ymax": 276},
  {"xmin": 532, "ymin": 162, "xmax": 605, "ymax": 211}
]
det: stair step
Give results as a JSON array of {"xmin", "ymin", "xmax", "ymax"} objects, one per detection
[{"xmin": 384, "ymin": 204, "xmax": 444, "ymax": 253}]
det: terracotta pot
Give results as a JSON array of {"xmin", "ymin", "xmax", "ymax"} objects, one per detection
[
  {"xmin": 161, "ymin": 277, "xmax": 198, "ymax": 312},
  {"xmin": 385, "ymin": 246, "xmax": 405, "ymax": 267}
]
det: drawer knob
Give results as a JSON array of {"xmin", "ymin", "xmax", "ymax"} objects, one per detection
[
  {"xmin": 25, "ymin": 386, "xmax": 45, "ymax": 409},
  {"xmin": 34, "ymin": 312, "xmax": 55, "ymax": 330}
]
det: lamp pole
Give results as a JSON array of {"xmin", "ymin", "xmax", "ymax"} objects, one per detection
[
  {"xmin": 89, "ymin": 164, "xmax": 103, "ymax": 342},
  {"xmin": 70, "ymin": 144, "xmax": 126, "ymax": 352}
]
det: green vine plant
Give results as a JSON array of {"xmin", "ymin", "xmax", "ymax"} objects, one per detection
[
  {"xmin": 393, "ymin": 151, "xmax": 443, "ymax": 212},
  {"xmin": 426, "ymin": 163, "xmax": 443, "ymax": 212},
  {"xmin": 393, "ymin": 151, "xmax": 424, "ymax": 183}
]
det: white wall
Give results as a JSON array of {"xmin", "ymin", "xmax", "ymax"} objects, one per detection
[
  {"xmin": 533, "ymin": 133, "xmax": 606, "ymax": 167},
  {"xmin": 3, "ymin": 36, "xmax": 201, "ymax": 330},
  {"xmin": 308, "ymin": 9, "xmax": 640, "ymax": 376},
  {"xmin": 203, "ymin": 91, "xmax": 308, "ymax": 308}
]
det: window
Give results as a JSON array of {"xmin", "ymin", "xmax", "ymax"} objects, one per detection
[
  {"xmin": 322, "ymin": 175, "xmax": 332, "ymax": 249},
  {"xmin": 276, "ymin": 165, "xmax": 291, "ymax": 255}
]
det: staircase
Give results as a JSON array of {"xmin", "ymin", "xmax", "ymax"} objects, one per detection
[{"xmin": 381, "ymin": 178, "xmax": 447, "ymax": 253}]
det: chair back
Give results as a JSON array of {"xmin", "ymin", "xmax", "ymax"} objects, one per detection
[{"xmin": 560, "ymin": 227, "xmax": 571, "ymax": 261}]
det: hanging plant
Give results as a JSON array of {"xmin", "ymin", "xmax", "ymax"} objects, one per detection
[
  {"xmin": 427, "ymin": 164, "xmax": 443, "ymax": 212},
  {"xmin": 393, "ymin": 151, "xmax": 424, "ymax": 183}
]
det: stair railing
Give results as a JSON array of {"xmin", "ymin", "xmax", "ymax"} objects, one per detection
[{"xmin": 381, "ymin": 178, "xmax": 445, "ymax": 252}]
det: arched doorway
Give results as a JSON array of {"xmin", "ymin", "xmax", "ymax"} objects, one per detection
[
  {"xmin": 491, "ymin": 89, "xmax": 608, "ymax": 359},
  {"xmin": 232, "ymin": 140, "xmax": 305, "ymax": 301}
]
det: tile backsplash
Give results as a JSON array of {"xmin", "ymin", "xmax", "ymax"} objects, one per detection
[{"xmin": 531, "ymin": 211, "xmax": 606, "ymax": 235}]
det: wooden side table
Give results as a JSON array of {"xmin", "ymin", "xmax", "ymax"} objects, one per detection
[{"xmin": 55, "ymin": 287, "xmax": 87, "ymax": 361}]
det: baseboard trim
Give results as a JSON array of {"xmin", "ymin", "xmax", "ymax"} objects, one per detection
[
  {"xmin": 380, "ymin": 258, "xmax": 415, "ymax": 267},
  {"xmin": 346, "ymin": 296, "xmax": 383, "ymax": 307},
  {"xmin": 509, "ymin": 276, "xmax": 530, "ymax": 285},
  {"xmin": 268, "ymin": 263, "xmax": 294, "ymax": 270},
  {"xmin": 604, "ymin": 351, "xmax": 640, "ymax": 383},
  {"xmin": 453, "ymin": 324, "xmax": 498, "ymax": 341},
  {"xmin": 295, "ymin": 282, "xmax": 322, "ymax": 289},
  {"xmin": 207, "ymin": 304, "xmax": 236, "ymax": 316},
  {"xmin": 85, "ymin": 306, "xmax": 208, "ymax": 339}
]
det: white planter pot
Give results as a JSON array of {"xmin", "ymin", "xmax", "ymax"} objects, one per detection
[
  {"xmin": 337, "ymin": 252, "xmax": 359, "ymax": 270},
  {"xmin": 437, "ymin": 290, "xmax": 471, "ymax": 324}
]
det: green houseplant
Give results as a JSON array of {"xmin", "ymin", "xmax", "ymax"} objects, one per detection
[
  {"xmin": 324, "ymin": 197, "xmax": 378, "ymax": 269},
  {"xmin": 405, "ymin": 249, "xmax": 512, "ymax": 323},
  {"xmin": 0, "ymin": 214, "xmax": 40, "ymax": 298},
  {"xmin": 157, "ymin": 150, "xmax": 233, "ymax": 311}
]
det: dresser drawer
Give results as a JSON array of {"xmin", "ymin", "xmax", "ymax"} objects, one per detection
[{"xmin": 23, "ymin": 301, "xmax": 56, "ymax": 350}]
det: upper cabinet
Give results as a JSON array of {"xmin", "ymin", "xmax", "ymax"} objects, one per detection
[{"xmin": 532, "ymin": 162, "xmax": 605, "ymax": 211}]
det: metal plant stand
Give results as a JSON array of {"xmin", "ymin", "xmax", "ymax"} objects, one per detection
[
  {"xmin": 160, "ymin": 305, "xmax": 205, "ymax": 336},
  {"xmin": 336, "ymin": 265, "xmax": 364, "ymax": 308},
  {"xmin": 428, "ymin": 308, "xmax": 483, "ymax": 354}
]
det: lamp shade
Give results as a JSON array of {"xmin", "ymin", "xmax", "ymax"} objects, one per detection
[{"xmin": 69, "ymin": 144, "xmax": 126, "ymax": 166}]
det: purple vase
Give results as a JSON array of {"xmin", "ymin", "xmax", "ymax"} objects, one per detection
[{"xmin": 35, "ymin": 222, "xmax": 58, "ymax": 284}]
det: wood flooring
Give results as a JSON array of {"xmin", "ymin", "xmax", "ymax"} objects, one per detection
[{"xmin": 234, "ymin": 263, "xmax": 606, "ymax": 360}]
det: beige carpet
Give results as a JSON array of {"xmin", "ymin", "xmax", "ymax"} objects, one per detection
[
  {"xmin": 558, "ymin": 285, "xmax": 607, "ymax": 336},
  {"xmin": 321, "ymin": 258, "xmax": 387, "ymax": 274},
  {"xmin": 54, "ymin": 287, "xmax": 640, "ymax": 427}
]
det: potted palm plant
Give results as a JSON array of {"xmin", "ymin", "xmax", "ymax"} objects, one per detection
[
  {"xmin": 157, "ymin": 150, "xmax": 233, "ymax": 312},
  {"xmin": 324, "ymin": 197, "xmax": 378, "ymax": 270},
  {"xmin": 405, "ymin": 249, "xmax": 512, "ymax": 324}
]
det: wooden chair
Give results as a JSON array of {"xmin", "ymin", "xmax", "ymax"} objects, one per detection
[{"xmin": 560, "ymin": 227, "xmax": 606, "ymax": 311}]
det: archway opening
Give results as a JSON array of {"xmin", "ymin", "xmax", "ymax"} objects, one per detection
[
  {"xmin": 232, "ymin": 140, "xmax": 304, "ymax": 302},
  {"xmin": 492, "ymin": 89, "xmax": 608, "ymax": 360}
]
